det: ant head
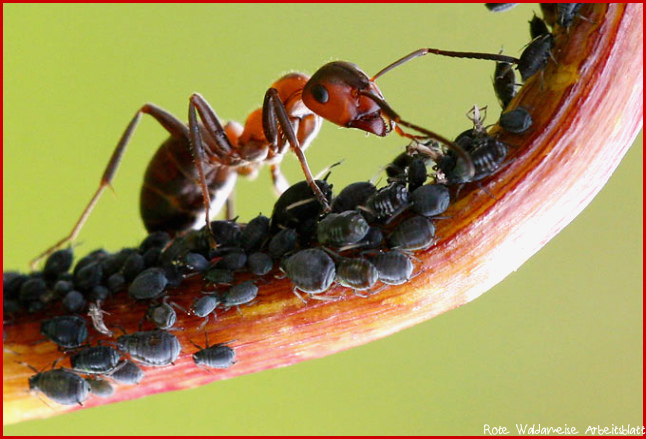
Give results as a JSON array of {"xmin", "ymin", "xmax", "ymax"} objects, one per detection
[{"xmin": 302, "ymin": 61, "xmax": 390, "ymax": 136}]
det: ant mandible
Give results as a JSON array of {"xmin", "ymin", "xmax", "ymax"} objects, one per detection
[{"xmin": 32, "ymin": 47, "xmax": 518, "ymax": 268}]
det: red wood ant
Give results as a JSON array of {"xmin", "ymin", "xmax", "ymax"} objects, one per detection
[{"xmin": 32, "ymin": 47, "xmax": 518, "ymax": 268}]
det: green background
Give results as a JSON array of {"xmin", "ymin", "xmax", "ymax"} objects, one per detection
[{"xmin": 3, "ymin": 4, "xmax": 642, "ymax": 435}]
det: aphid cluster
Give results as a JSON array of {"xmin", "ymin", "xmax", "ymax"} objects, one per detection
[{"xmin": 4, "ymin": 4, "xmax": 587, "ymax": 407}]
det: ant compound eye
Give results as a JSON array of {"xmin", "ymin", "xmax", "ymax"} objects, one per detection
[{"xmin": 311, "ymin": 84, "xmax": 329, "ymax": 104}]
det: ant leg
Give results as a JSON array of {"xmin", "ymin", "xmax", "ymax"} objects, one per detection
[
  {"xmin": 270, "ymin": 164, "xmax": 290, "ymax": 196},
  {"xmin": 358, "ymin": 90, "xmax": 476, "ymax": 180},
  {"xmin": 263, "ymin": 88, "xmax": 331, "ymax": 211},
  {"xmin": 31, "ymin": 104, "xmax": 189, "ymax": 269}
]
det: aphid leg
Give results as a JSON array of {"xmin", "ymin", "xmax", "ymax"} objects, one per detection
[
  {"xmin": 31, "ymin": 104, "xmax": 188, "ymax": 269},
  {"xmin": 263, "ymin": 88, "xmax": 331, "ymax": 212},
  {"xmin": 292, "ymin": 288, "xmax": 307, "ymax": 304}
]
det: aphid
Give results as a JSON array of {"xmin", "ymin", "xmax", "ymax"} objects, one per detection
[
  {"xmin": 387, "ymin": 216, "xmax": 436, "ymax": 251},
  {"xmin": 192, "ymin": 335, "xmax": 236, "ymax": 370},
  {"xmin": 517, "ymin": 33, "xmax": 554, "ymax": 82},
  {"xmin": 484, "ymin": 3, "xmax": 517, "ymax": 12},
  {"xmin": 493, "ymin": 61, "xmax": 517, "ymax": 109},
  {"xmin": 270, "ymin": 180, "xmax": 333, "ymax": 232},
  {"xmin": 139, "ymin": 231, "xmax": 172, "ymax": 253},
  {"xmin": 529, "ymin": 13, "xmax": 550, "ymax": 39},
  {"xmin": 499, "ymin": 107, "xmax": 533, "ymax": 134},
  {"xmin": 147, "ymin": 299, "xmax": 180, "ymax": 330},
  {"xmin": 116, "ymin": 330, "xmax": 181, "ymax": 367},
  {"xmin": 87, "ymin": 285, "xmax": 109, "ymax": 302},
  {"xmin": 107, "ymin": 359, "xmax": 145, "ymax": 385},
  {"xmin": 221, "ymin": 281, "xmax": 258, "ymax": 308},
  {"xmin": 128, "ymin": 267, "xmax": 169, "ymax": 300},
  {"xmin": 214, "ymin": 249, "xmax": 248, "ymax": 271},
  {"xmin": 106, "ymin": 272, "xmax": 126, "ymax": 294},
  {"xmin": 371, "ymin": 251, "xmax": 415, "ymax": 285},
  {"xmin": 73, "ymin": 260, "xmax": 104, "ymax": 292},
  {"xmin": 557, "ymin": 3, "xmax": 583, "ymax": 29},
  {"xmin": 122, "ymin": 252, "xmax": 145, "ymax": 282},
  {"xmin": 268, "ymin": 228, "xmax": 298, "ymax": 259},
  {"xmin": 70, "ymin": 345, "xmax": 121, "ymax": 375},
  {"xmin": 88, "ymin": 377, "xmax": 115, "ymax": 398},
  {"xmin": 204, "ymin": 267, "xmax": 234, "ymax": 285},
  {"xmin": 240, "ymin": 214, "xmax": 271, "ymax": 251},
  {"xmin": 336, "ymin": 258, "xmax": 379, "ymax": 292},
  {"xmin": 41, "ymin": 315, "xmax": 88, "ymax": 349},
  {"xmin": 191, "ymin": 294, "xmax": 219, "ymax": 329},
  {"xmin": 34, "ymin": 46, "xmax": 522, "ymax": 267},
  {"xmin": 87, "ymin": 301, "xmax": 113, "ymax": 337},
  {"xmin": 62, "ymin": 290, "xmax": 86, "ymax": 313},
  {"xmin": 142, "ymin": 247, "xmax": 163, "ymax": 268},
  {"xmin": 209, "ymin": 220, "xmax": 242, "ymax": 248},
  {"xmin": 43, "ymin": 248, "xmax": 73, "ymax": 279},
  {"xmin": 246, "ymin": 252, "xmax": 274, "ymax": 276},
  {"xmin": 19, "ymin": 277, "xmax": 48, "ymax": 303},
  {"xmin": 360, "ymin": 182, "xmax": 409, "ymax": 220},
  {"xmin": 330, "ymin": 181, "xmax": 377, "ymax": 213},
  {"xmin": 385, "ymin": 151, "xmax": 431, "ymax": 192},
  {"xmin": 316, "ymin": 211, "xmax": 370, "ymax": 247},
  {"xmin": 182, "ymin": 252, "xmax": 210, "ymax": 273},
  {"xmin": 337, "ymin": 227, "xmax": 384, "ymax": 253},
  {"xmin": 410, "ymin": 183, "xmax": 451, "ymax": 217},
  {"xmin": 28, "ymin": 368, "xmax": 91, "ymax": 406},
  {"xmin": 540, "ymin": 3, "xmax": 558, "ymax": 28},
  {"xmin": 281, "ymin": 248, "xmax": 336, "ymax": 296}
]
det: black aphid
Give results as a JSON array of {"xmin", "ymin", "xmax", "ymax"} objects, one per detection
[
  {"xmin": 193, "ymin": 342, "xmax": 236, "ymax": 370},
  {"xmin": 484, "ymin": 3, "xmax": 517, "ymax": 12},
  {"xmin": 499, "ymin": 107, "xmax": 533, "ymax": 134},
  {"xmin": 371, "ymin": 252, "xmax": 415, "ymax": 285},
  {"xmin": 140, "ymin": 231, "xmax": 172, "ymax": 253},
  {"xmin": 28, "ymin": 368, "xmax": 91, "ymax": 406},
  {"xmin": 88, "ymin": 378, "xmax": 115, "ymax": 398},
  {"xmin": 73, "ymin": 261, "xmax": 104, "ymax": 292},
  {"xmin": 385, "ymin": 152, "xmax": 431, "ymax": 192},
  {"xmin": 410, "ymin": 184, "xmax": 451, "ymax": 217},
  {"xmin": 268, "ymin": 228, "xmax": 298, "ymax": 259},
  {"xmin": 529, "ymin": 13, "xmax": 550, "ymax": 39},
  {"xmin": 204, "ymin": 267, "xmax": 234, "ymax": 285},
  {"xmin": 387, "ymin": 216, "xmax": 436, "ymax": 251},
  {"xmin": 240, "ymin": 215, "xmax": 271, "ymax": 251},
  {"xmin": 128, "ymin": 267, "xmax": 169, "ymax": 300},
  {"xmin": 191, "ymin": 294, "xmax": 219, "ymax": 327},
  {"xmin": 107, "ymin": 359, "xmax": 145, "ymax": 385},
  {"xmin": 331, "ymin": 182, "xmax": 377, "ymax": 213},
  {"xmin": 122, "ymin": 252, "xmax": 145, "ymax": 282},
  {"xmin": 336, "ymin": 258, "xmax": 379, "ymax": 292},
  {"xmin": 19, "ymin": 277, "xmax": 48, "ymax": 302},
  {"xmin": 43, "ymin": 248, "xmax": 74, "ymax": 279},
  {"xmin": 62, "ymin": 290, "xmax": 86, "ymax": 313},
  {"xmin": 147, "ymin": 299, "xmax": 179, "ymax": 330},
  {"xmin": 41, "ymin": 315, "xmax": 88, "ymax": 349},
  {"xmin": 271, "ymin": 180, "xmax": 333, "ymax": 232},
  {"xmin": 281, "ymin": 248, "xmax": 336, "ymax": 295},
  {"xmin": 70, "ymin": 345, "xmax": 121, "ymax": 375},
  {"xmin": 214, "ymin": 250, "xmax": 247, "ymax": 271},
  {"xmin": 557, "ymin": 3, "xmax": 583, "ymax": 29},
  {"xmin": 517, "ymin": 33, "xmax": 554, "ymax": 81},
  {"xmin": 209, "ymin": 220, "xmax": 242, "ymax": 248},
  {"xmin": 247, "ymin": 252, "xmax": 274, "ymax": 276},
  {"xmin": 361, "ymin": 182, "xmax": 409, "ymax": 220},
  {"xmin": 493, "ymin": 61, "xmax": 518, "ymax": 109},
  {"xmin": 221, "ymin": 281, "xmax": 258, "ymax": 307},
  {"xmin": 317, "ymin": 211, "xmax": 370, "ymax": 247},
  {"xmin": 116, "ymin": 330, "xmax": 181, "ymax": 367}
]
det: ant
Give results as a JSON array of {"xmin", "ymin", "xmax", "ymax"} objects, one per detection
[{"xmin": 31, "ymin": 47, "xmax": 519, "ymax": 268}]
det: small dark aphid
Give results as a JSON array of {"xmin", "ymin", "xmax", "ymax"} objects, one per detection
[
  {"xmin": 331, "ymin": 182, "xmax": 376, "ymax": 213},
  {"xmin": 268, "ymin": 228, "xmax": 298, "ymax": 259},
  {"xmin": 221, "ymin": 281, "xmax": 258, "ymax": 308},
  {"xmin": 361, "ymin": 182, "xmax": 409, "ymax": 220},
  {"xmin": 128, "ymin": 267, "xmax": 168, "ymax": 300},
  {"xmin": 19, "ymin": 277, "xmax": 48, "ymax": 302},
  {"xmin": 385, "ymin": 151, "xmax": 431, "ymax": 192},
  {"xmin": 336, "ymin": 258, "xmax": 379, "ymax": 291},
  {"xmin": 337, "ymin": 227, "xmax": 384, "ymax": 252},
  {"xmin": 106, "ymin": 273, "xmax": 126, "ymax": 294},
  {"xmin": 183, "ymin": 252, "xmax": 210, "ymax": 273},
  {"xmin": 493, "ymin": 61, "xmax": 518, "ymax": 109},
  {"xmin": 410, "ymin": 183, "xmax": 451, "ymax": 217},
  {"xmin": 281, "ymin": 248, "xmax": 336, "ymax": 296},
  {"xmin": 371, "ymin": 251, "xmax": 415, "ymax": 285},
  {"xmin": 43, "ymin": 248, "xmax": 74, "ymax": 279},
  {"xmin": 240, "ymin": 214, "xmax": 271, "ymax": 251},
  {"xmin": 88, "ymin": 301, "xmax": 113, "ymax": 337},
  {"xmin": 116, "ymin": 330, "xmax": 181, "ymax": 367},
  {"xmin": 387, "ymin": 216, "xmax": 436, "ymax": 251},
  {"xmin": 122, "ymin": 252, "xmax": 145, "ymax": 282},
  {"xmin": 107, "ymin": 359, "xmax": 144, "ymax": 385},
  {"xmin": 517, "ymin": 33, "xmax": 554, "ymax": 82},
  {"xmin": 204, "ymin": 267, "xmax": 234, "ymax": 285},
  {"xmin": 28, "ymin": 368, "xmax": 91, "ymax": 406},
  {"xmin": 557, "ymin": 3, "xmax": 583, "ymax": 29},
  {"xmin": 62, "ymin": 290, "xmax": 86, "ymax": 313},
  {"xmin": 193, "ymin": 342, "xmax": 236, "ymax": 370},
  {"xmin": 142, "ymin": 247, "xmax": 162, "ymax": 268},
  {"xmin": 209, "ymin": 220, "xmax": 242, "ymax": 248},
  {"xmin": 4, "ymin": 272, "xmax": 28, "ymax": 299},
  {"xmin": 88, "ymin": 378, "xmax": 115, "ymax": 398},
  {"xmin": 191, "ymin": 295, "xmax": 219, "ymax": 319},
  {"xmin": 438, "ymin": 130, "xmax": 508, "ymax": 184},
  {"xmin": 317, "ymin": 211, "xmax": 370, "ymax": 247},
  {"xmin": 73, "ymin": 261, "xmax": 104, "ymax": 292},
  {"xmin": 87, "ymin": 285, "xmax": 109, "ymax": 302},
  {"xmin": 70, "ymin": 345, "xmax": 121, "ymax": 375},
  {"xmin": 540, "ymin": 3, "xmax": 558, "ymax": 27},
  {"xmin": 271, "ymin": 180, "xmax": 333, "ymax": 232},
  {"xmin": 147, "ymin": 300, "xmax": 178, "ymax": 330},
  {"xmin": 140, "ymin": 231, "xmax": 172, "ymax": 253},
  {"xmin": 484, "ymin": 3, "xmax": 517, "ymax": 12},
  {"xmin": 499, "ymin": 107, "xmax": 533, "ymax": 134},
  {"xmin": 100, "ymin": 248, "xmax": 135, "ymax": 278},
  {"xmin": 41, "ymin": 315, "xmax": 88, "ymax": 349},
  {"xmin": 247, "ymin": 252, "xmax": 274, "ymax": 276},
  {"xmin": 214, "ymin": 250, "xmax": 248, "ymax": 271},
  {"xmin": 529, "ymin": 13, "xmax": 550, "ymax": 39}
]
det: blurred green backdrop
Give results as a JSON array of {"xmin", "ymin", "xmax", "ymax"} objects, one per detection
[{"xmin": 3, "ymin": 4, "xmax": 642, "ymax": 435}]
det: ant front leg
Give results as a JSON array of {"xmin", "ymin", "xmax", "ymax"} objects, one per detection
[
  {"xmin": 31, "ymin": 104, "xmax": 189, "ymax": 269},
  {"xmin": 262, "ymin": 88, "xmax": 331, "ymax": 212}
]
